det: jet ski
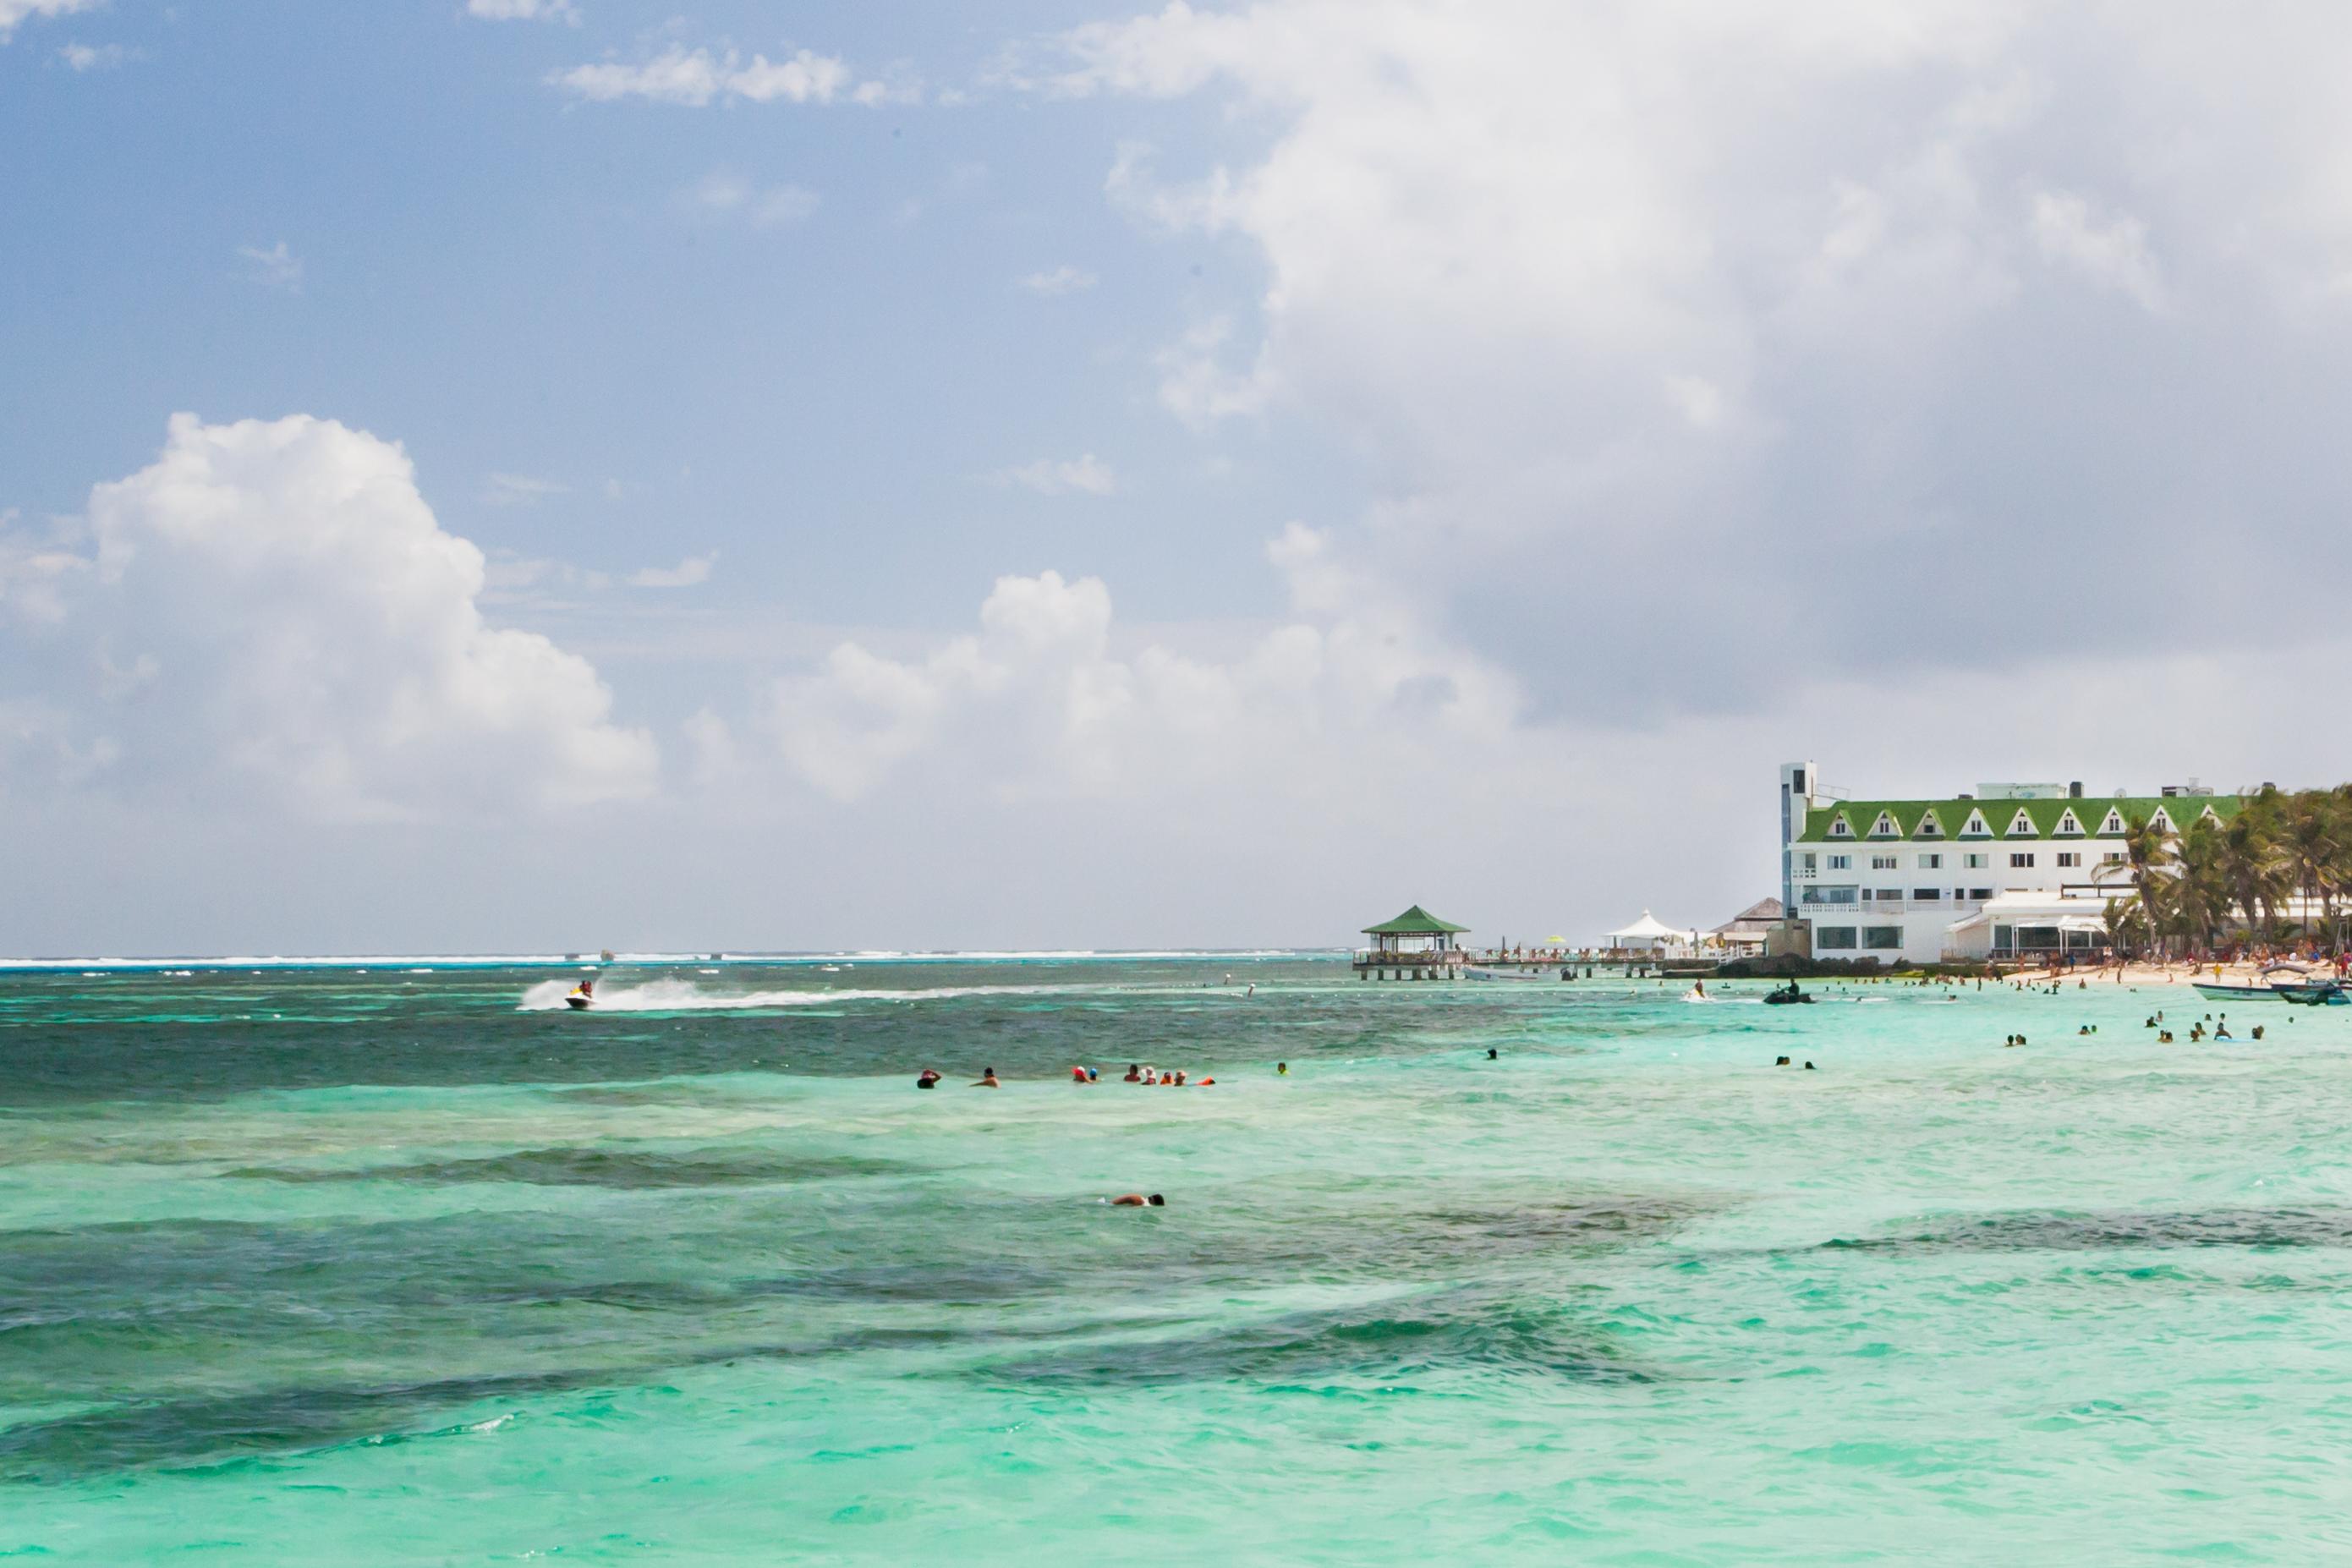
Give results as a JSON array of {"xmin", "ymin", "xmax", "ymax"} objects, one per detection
[
  {"xmin": 1763, "ymin": 981, "xmax": 1814, "ymax": 1006},
  {"xmin": 566, "ymin": 979, "xmax": 596, "ymax": 1011}
]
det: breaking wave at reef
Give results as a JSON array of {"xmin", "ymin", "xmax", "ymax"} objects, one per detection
[{"xmin": 513, "ymin": 979, "xmax": 1177, "ymax": 1012}]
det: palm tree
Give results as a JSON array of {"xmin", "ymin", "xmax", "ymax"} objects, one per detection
[
  {"xmin": 2279, "ymin": 791, "xmax": 2344, "ymax": 951},
  {"xmin": 2218, "ymin": 787, "xmax": 2288, "ymax": 946},
  {"xmin": 2101, "ymin": 895, "xmax": 2144, "ymax": 971},
  {"xmin": 2173, "ymin": 817, "xmax": 2232, "ymax": 955},
  {"xmin": 2119, "ymin": 812, "xmax": 2177, "ymax": 959}
]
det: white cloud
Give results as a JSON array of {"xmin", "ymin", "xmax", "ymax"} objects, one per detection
[
  {"xmin": 1153, "ymin": 318, "xmax": 1275, "ymax": 427},
  {"xmin": 466, "ymin": 0, "xmax": 578, "ymax": 21},
  {"xmin": 57, "ymin": 41, "xmax": 121, "ymax": 69},
  {"xmin": 629, "ymin": 552, "xmax": 716, "ymax": 589},
  {"xmin": 1020, "ymin": 265, "xmax": 1098, "ymax": 296},
  {"xmin": 0, "ymin": 513, "xmax": 87, "ymax": 629},
  {"xmin": 0, "ymin": 0, "xmax": 91, "ymax": 43},
  {"xmin": 763, "ymin": 535, "xmax": 1520, "ymax": 803},
  {"xmin": 550, "ymin": 46, "xmax": 883, "ymax": 107},
  {"xmin": 688, "ymin": 172, "xmax": 820, "ymax": 227},
  {"xmin": 1044, "ymin": 0, "xmax": 2352, "ymax": 726},
  {"xmin": 0, "ymin": 414, "xmax": 656, "ymax": 820},
  {"xmin": 994, "ymin": 455, "xmax": 1118, "ymax": 496},
  {"xmin": 481, "ymin": 472, "xmax": 567, "ymax": 507},
  {"xmin": 2030, "ymin": 189, "xmax": 2168, "ymax": 313},
  {"xmin": 236, "ymin": 241, "xmax": 302, "ymax": 292}
]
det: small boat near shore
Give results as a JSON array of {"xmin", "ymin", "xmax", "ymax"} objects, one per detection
[
  {"xmin": 2193, "ymin": 982, "xmax": 2280, "ymax": 1001},
  {"xmin": 2275, "ymin": 981, "xmax": 2349, "ymax": 1006}
]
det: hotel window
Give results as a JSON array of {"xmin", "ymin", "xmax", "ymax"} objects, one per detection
[
  {"xmin": 1816, "ymin": 926, "xmax": 1858, "ymax": 950},
  {"xmin": 1970, "ymin": 887, "xmax": 1993, "ymax": 901},
  {"xmin": 1863, "ymin": 926, "xmax": 1902, "ymax": 950},
  {"xmin": 1964, "ymin": 853, "xmax": 1988, "ymax": 869},
  {"xmin": 1827, "ymin": 854, "xmax": 1850, "ymax": 870},
  {"xmin": 2056, "ymin": 852, "xmax": 2081, "ymax": 868},
  {"xmin": 1801, "ymin": 853, "xmax": 1817, "ymax": 871},
  {"xmin": 1911, "ymin": 887, "xmax": 1943, "ymax": 901},
  {"xmin": 2103, "ymin": 850, "xmax": 2125, "ymax": 864},
  {"xmin": 1918, "ymin": 853, "xmax": 1943, "ymax": 869},
  {"xmin": 2010, "ymin": 853, "xmax": 2035, "ymax": 868},
  {"xmin": 1871, "ymin": 855, "xmax": 1898, "ymax": 870}
]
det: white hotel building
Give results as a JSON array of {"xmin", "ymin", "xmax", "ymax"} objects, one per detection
[{"xmin": 1777, "ymin": 763, "xmax": 2241, "ymax": 965}]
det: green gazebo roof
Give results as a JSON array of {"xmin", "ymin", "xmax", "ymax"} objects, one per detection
[{"xmin": 1362, "ymin": 905, "xmax": 1469, "ymax": 935}]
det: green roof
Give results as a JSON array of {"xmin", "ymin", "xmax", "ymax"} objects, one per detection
[
  {"xmin": 1798, "ymin": 795, "xmax": 2239, "ymax": 844},
  {"xmin": 1362, "ymin": 904, "xmax": 1469, "ymax": 935}
]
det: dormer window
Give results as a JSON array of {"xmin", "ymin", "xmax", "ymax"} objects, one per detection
[
  {"xmin": 2006, "ymin": 809, "xmax": 2037, "ymax": 836},
  {"xmin": 1869, "ymin": 811, "xmax": 1900, "ymax": 838},
  {"xmin": 2099, "ymin": 809, "xmax": 2126, "ymax": 835},
  {"xmin": 2149, "ymin": 808, "xmax": 2174, "ymax": 833},
  {"xmin": 2054, "ymin": 809, "xmax": 2085, "ymax": 836},
  {"xmin": 1828, "ymin": 816, "xmax": 1852, "ymax": 838},
  {"xmin": 1960, "ymin": 810, "xmax": 1992, "ymax": 838},
  {"xmin": 1916, "ymin": 812, "xmax": 1944, "ymax": 838}
]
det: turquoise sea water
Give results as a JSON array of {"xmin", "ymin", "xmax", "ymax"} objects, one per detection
[{"xmin": 4, "ymin": 956, "xmax": 2351, "ymax": 1564}]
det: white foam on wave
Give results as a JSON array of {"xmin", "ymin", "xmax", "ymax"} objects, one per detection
[{"xmin": 516, "ymin": 979, "xmax": 1221, "ymax": 1013}]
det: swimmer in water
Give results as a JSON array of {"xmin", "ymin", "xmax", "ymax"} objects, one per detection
[
  {"xmin": 1487, "ymin": 1047, "xmax": 1498, "ymax": 1060},
  {"xmin": 1111, "ymin": 1193, "xmax": 1166, "ymax": 1207},
  {"xmin": 1124, "ymin": 1063, "xmax": 1141, "ymax": 1082},
  {"xmin": 973, "ymin": 1067, "xmax": 1000, "ymax": 1088},
  {"xmin": 1775, "ymin": 1055, "xmax": 1790, "ymax": 1066},
  {"xmin": 1277, "ymin": 1062, "xmax": 1288, "ymax": 1075},
  {"xmin": 1803, "ymin": 1061, "xmax": 1817, "ymax": 1071},
  {"xmin": 916, "ymin": 1068, "xmax": 941, "ymax": 1089}
]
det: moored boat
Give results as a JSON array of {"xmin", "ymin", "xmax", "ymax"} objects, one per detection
[{"xmin": 2193, "ymin": 981, "xmax": 2281, "ymax": 1001}]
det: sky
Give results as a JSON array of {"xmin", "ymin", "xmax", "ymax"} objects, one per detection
[{"xmin": 7, "ymin": 0, "xmax": 2352, "ymax": 956}]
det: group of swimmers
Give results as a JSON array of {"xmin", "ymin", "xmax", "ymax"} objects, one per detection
[
  {"xmin": 914, "ymin": 1063, "xmax": 1218, "ymax": 1088},
  {"xmin": 1771, "ymin": 1055, "xmax": 1817, "ymax": 1069},
  {"xmin": 913, "ymin": 1066, "xmax": 1001, "ymax": 1088},
  {"xmin": 1105, "ymin": 1064, "xmax": 1213, "ymax": 1086},
  {"xmin": 2136, "ymin": 1009, "xmax": 2261, "ymax": 1044}
]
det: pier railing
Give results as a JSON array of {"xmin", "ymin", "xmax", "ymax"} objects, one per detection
[{"xmin": 1350, "ymin": 946, "xmax": 1733, "ymax": 967}]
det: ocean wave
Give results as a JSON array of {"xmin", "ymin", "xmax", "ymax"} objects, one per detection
[{"xmin": 515, "ymin": 979, "xmax": 1234, "ymax": 1012}]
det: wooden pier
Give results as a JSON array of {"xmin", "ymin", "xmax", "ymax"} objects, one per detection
[{"xmin": 1351, "ymin": 907, "xmax": 1717, "ymax": 982}]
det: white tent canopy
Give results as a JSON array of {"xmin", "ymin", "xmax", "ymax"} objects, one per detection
[{"xmin": 1607, "ymin": 910, "xmax": 1689, "ymax": 944}]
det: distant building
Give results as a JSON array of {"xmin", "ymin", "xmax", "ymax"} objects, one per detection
[
  {"xmin": 1778, "ymin": 762, "xmax": 2239, "ymax": 963},
  {"xmin": 1356, "ymin": 905, "xmax": 1470, "ymax": 980},
  {"xmin": 1712, "ymin": 897, "xmax": 1783, "ymax": 954}
]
